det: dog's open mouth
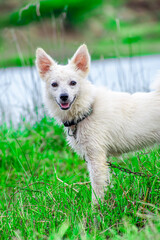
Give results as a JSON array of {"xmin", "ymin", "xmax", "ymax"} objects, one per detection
[
  {"xmin": 60, "ymin": 102, "xmax": 70, "ymax": 110},
  {"xmin": 58, "ymin": 96, "xmax": 76, "ymax": 111}
]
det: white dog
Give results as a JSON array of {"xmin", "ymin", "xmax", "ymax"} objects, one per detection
[{"xmin": 36, "ymin": 44, "xmax": 160, "ymax": 203}]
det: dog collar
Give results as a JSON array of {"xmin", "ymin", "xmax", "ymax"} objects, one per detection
[
  {"xmin": 63, "ymin": 106, "xmax": 93, "ymax": 127},
  {"xmin": 63, "ymin": 106, "xmax": 93, "ymax": 139}
]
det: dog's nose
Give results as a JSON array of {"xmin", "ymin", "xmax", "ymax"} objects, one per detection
[{"xmin": 60, "ymin": 93, "xmax": 68, "ymax": 101}]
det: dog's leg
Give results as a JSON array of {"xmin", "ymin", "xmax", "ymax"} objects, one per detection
[{"xmin": 86, "ymin": 151, "xmax": 110, "ymax": 204}]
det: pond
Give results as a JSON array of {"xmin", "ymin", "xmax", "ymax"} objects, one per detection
[{"xmin": 0, "ymin": 54, "xmax": 160, "ymax": 126}]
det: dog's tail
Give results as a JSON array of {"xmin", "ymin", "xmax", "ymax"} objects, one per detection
[{"xmin": 150, "ymin": 71, "xmax": 160, "ymax": 92}]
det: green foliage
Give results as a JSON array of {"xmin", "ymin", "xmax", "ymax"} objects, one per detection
[
  {"xmin": 0, "ymin": 0, "xmax": 103, "ymax": 28},
  {"xmin": 0, "ymin": 117, "xmax": 160, "ymax": 239}
]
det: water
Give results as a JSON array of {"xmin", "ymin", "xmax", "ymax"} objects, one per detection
[
  {"xmin": 0, "ymin": 55, "xmax": 160, "ymax": 126},
  {"xmin": 90, "ymin": 55, "xmax": 160, "ymax": 92}
]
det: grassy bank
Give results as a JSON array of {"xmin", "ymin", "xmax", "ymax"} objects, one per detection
[
  {"xmin": 0, "ymin": 0, "xmax": 160, "ymax": 68},
  {"xmin": 1, "ymin": 21, "xmax": 160, "ymax": 68},
  {"xmin": 0, "ymin": 117, "xmax": 160, "ymax": 239}
]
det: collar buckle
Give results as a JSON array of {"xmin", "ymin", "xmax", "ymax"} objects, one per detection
[{"xmin": 67, "ymin": 125, "xmax": 77, "ymax": 139}]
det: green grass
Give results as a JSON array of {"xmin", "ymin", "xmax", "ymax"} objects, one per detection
[{"xmin": 0, "ymin": 117, "xmax": 160, "ymax": 239}]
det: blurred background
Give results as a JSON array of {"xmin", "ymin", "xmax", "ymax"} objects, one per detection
[{"xmin": 0, "ymin": 0, "xmax": 160, "ymax": 125}]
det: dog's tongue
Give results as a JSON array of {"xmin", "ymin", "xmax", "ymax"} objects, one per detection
[{"xmin": 61, "ymin": 103, "xmax": 69, "ymax": 109}]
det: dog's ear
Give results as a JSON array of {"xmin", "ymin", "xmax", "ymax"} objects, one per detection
[
  {"xmin": 69, "ymin": 44, "xmax": 90, "ymax": 76},
  {"xmin": 36, "ymin": 48, "xmax": 56, "ymax": 79}
]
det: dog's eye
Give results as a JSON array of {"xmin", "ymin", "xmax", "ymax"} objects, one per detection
[
  {"xmin": 51, "ymin": 82, "xmax": 58, "ymax": 87},
  {"xmin": 70, "ymin": 81, "xmax": 77, "ymax": 86}
]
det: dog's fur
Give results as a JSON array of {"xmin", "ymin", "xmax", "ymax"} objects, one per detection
[{"xmin": 36, "ymin": 44, "xmax": 160, "ymax": 203}]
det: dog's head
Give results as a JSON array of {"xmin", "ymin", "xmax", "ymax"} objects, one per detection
[{"xmin": 36, "ymin": 44, "xmax": 90, "ymax": 111}]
